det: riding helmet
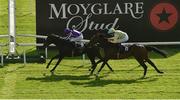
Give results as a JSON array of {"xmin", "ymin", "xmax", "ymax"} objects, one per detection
[
  {"xmin": 108, "ymin": 28, "xmax": 116, "ymax": 34},
  {"xmin": 64, "ymin": 28, "xmax": 72, "ymax": 34}
]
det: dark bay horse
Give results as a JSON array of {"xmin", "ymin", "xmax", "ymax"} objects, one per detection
[
  {"xmin": 87, "ymin": 33, "xmax": 167, "ymax": 78},
  {"xmin": 43, "ymin": 34, "xmax": 113, "ymax": 74}
]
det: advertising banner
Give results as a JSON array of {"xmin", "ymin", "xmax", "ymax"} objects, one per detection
[{"xmin": 36, "ymin": 0, "xmax": 180, "ymax": 43}]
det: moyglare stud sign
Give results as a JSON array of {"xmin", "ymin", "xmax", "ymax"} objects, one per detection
[{"xmin": 36, "ymin": 0, "xmax": 179, "ymax": 44}]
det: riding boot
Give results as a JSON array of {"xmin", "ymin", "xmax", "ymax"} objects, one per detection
[
  {"xmin": 118, "ymin": 43, "xmax": 125, "ymax": 53},
  {"xmin": 116, "ymin": 43, "xmax": 120, "ymax": 59}
]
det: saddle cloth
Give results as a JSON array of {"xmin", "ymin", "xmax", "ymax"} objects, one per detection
[{"xmin": 118, "ymin": 44, "xmax": 129, "ymax": 53}]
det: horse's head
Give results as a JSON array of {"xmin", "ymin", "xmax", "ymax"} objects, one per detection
[
  {"xmin": 87, "ymin": 32, "xmax": 108, "ymax": 48},
  {"xmin": 43, "ymin": 34, "xmax": 59, "ymax": 48}
]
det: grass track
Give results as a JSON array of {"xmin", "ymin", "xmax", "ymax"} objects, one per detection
[
  {"xmin": 0, "ymin": 0, "xmax": 180, "ymax": 99},
  {"xmin": 0, "ymin": 51, "xmax": 180, "ymax": 99}
]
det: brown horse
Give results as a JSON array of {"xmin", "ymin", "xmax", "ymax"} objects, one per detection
[{"xmin": 87, "ymin": 33, "xmax": 167, "ymax": 78}]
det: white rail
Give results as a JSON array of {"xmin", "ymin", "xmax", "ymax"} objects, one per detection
[
  {"xmin": 0, "ymin": 35, "xmax": 9, "ymax": 38},
  {"xmin": 1, "ymin": 33, "xmax": 180, "ymax": 66},
  {"xmin": 17, "ymin": 34, "xmax": 47, "ymax": 39},
  {"xmin": 122, "ymin": 42, "xmax": 180, "ymax": 45}
]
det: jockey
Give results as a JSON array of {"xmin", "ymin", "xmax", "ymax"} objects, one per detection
[
  {"xmin": 64, "ymin": 28, "xmax": 84, "ymax": 47},
  {"xmin": 107, "ymin": 28, "xmax": 129, "ymax": 52},
  {"xmin": 107, "ymin": 28, "xmax": 129, "ymax": 44}
]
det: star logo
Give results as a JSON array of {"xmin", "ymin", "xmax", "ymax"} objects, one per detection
[
  {"xmin": 156, "ymin": 8, "xmax": 172, "ymax": 24},
  {"xmin": 150, "ymin": 3, "xmax": 178, "ymax": 31}
]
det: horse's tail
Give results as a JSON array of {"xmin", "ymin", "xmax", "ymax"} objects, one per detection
[{"xmin": 145, "ymin": 46, "xmax": 167, "ymax": 58}]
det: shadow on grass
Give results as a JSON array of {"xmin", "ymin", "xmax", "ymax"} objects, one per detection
[
  {"xmin": 26, "ymin": 72, "xmax": 161, "ymax": 87},
  {"xmin": 70, "ymin": 75, "xmax": 161, "ymax": 87},
  {"xmin": 26, "ymin": 74, "xmax": 93, "ymax": 82}
]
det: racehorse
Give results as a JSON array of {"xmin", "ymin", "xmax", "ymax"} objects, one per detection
[
  {"xmin": 87, "ymin": 33, "xmax": 167, "ymax": 78},
  {"xmin": 43, "ymin": 34, "xmax": 113, "ymax": 74}
]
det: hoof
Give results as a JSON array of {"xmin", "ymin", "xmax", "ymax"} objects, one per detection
[
  {"xmin": 94, "ymin": 73, "xmax": 99, "ymax": 77},
  {"xmin": 159, "ymin": 71, "xmax": 164, "ymax": 74},
  {"xmin": 95, "ymin": 75, "xmax": 100, "ymax": 80},
  {"xmin": 140, "ymin": 75, "xmax": 145, "ymax": 79},
  {"xmin": 95, "ymin": 76, "xmax": 100, "ymax": 80},
  {"xmin": 50, "ymin": 70, "xmax": 55, "ymax": 75}
]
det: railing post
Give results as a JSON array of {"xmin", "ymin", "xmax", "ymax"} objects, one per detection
[
  {"xmin": 45, "ymin": 47, "xmax": 48, "ymax": 59},
  {"xmin": 0, "ymin": 46, "xmax": 3, "ymax": 66},
  {"xmin": 23, "ymin": 50, "xmax": 26, "ymax": 65},
  {"xmin": 82, "ymin": 54, "xmax": 85, "ymax": 66}
]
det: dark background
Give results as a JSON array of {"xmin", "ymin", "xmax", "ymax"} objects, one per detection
[{"xmin": 36, "ymin": 0, "xmax": 180, "ymax": 44}]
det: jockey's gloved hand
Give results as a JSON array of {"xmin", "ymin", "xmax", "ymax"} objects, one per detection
[
  {"xmin": 106, "ymin": 32, "xmax": 114, "ymax": 38},
  {"xmin": 109, "ymin": 32, "xmax": 114, "ymax": 36}
]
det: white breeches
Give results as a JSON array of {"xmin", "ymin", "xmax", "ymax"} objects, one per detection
[
  {"xmin": 70, "ymin": 35, "xmax": 84, "ymax": 47},
  {"xmin": 118, "ymin": 34, "xmax": 129, "ymax": 43}
]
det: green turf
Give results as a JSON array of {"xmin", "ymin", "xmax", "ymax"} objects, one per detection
[
  {"xmin": 0, "ymin": 49, "xmax": 180, "ymax": 99},
  {"xmin": 0, "ymin": 0, "xmax": 180, "ymax": 99}
]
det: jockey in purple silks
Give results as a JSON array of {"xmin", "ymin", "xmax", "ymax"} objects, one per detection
[{"xmin": 64, "ymin": 28, "xmax": 84, "ymax": 47}]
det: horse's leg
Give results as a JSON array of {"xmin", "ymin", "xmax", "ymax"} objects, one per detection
[
  {"xmin": 89, "ymin": 59, "xmax": 101, "ymax": 71},
  {"xmin": 89, "ymin": 59, "xmax": 102, "ymax": 75},
  {"xmin": 95, "ymin": 61, "xmax": 106, "ymax": 77},
  {"xmin": 88, "ymin": 57, "xmax": 96, "ymax": 71},
  {"xmin": 90, "ymin": 63, "xmax": 97, "ymax": 75},
  {"xmin": 146, "ymin": 59, "xmax": 163, "ymax": 74},
  {"xmin": 135, "ymin": 58, "xmax": 148, "ymax": 78},
  {"xmin": 141, "ymin": 63, "xmax": 148, "ymax": 78},
  {"xmin": 96, "ymin": 59, "xmax": 102, "ymax": 64},
  {"xmin": 50, "ymin": 56, "xmax": 64, "ymax": 74},
  {"xmin": 90, "ymin": 59, "xmax": 113, "ymax": 75},
  {"xmin": 95, "ymin": 59, "xmax": 113, "ymax": 72},
  {"xmin": 46, "ymin": 54, "xmax": 60, "ymax": 69},
  {"xmin": 105, "ymin": 61, "xmax": 114, "ymax": 72}
]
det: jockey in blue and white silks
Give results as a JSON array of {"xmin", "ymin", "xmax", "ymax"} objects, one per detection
[
  {"xmin": 107, "ymin": 28, "xmax": 129, "ymax": 43},
  {"xmin": 64, "ymin": 28, "xmax": 84, "ymax": 47}
]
